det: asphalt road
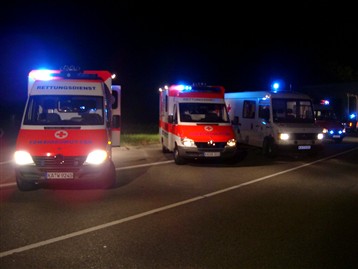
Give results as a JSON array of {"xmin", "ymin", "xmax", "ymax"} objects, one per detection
[{"xmin": 1, "ymin": 135, "xmax": 358, "ymax": 268}]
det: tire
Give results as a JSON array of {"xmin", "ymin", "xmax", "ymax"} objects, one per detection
[
  {"xmin": 162, "ymin": 144, "xmax": 170, "ymax": 153},
  {"xmin": 173, "ymin": 146, "xmax": 186, "ymax": 165},
  {"xmin": 102, "ymin": 161, "xmax": 117, "ymax": 189},
  {"xmin": 225, "ymin": 156, "xmax": 239, "ymax": 165},
  {"xmin": 334, "ymin": 138, "xmax": 343, "ymax": 143},
  {"xmin": 262, "ymin": 137, "xmax": 277, "ymax": 158},
  {"xmin": 16, "ymin": 176, "xmax": 38, "ymax": 191}
]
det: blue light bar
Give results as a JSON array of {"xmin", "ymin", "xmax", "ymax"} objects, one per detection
[{"xmin": 29, "ymin": 70, "xmax": 56, "ymax": 81}]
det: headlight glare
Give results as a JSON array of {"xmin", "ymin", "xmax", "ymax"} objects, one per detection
[
  {"xmin": 14, "ymin": 151, "xmax": 34, "ymax": 165},
  {"xmin": 85, "ymin": 150, "xmax": 107, "ymax": 165},
  {"xmin": 226, "ymin": 139, "xmax": 237, "ymax": 147},
  {"xmin": 279, "ymin": 133, "xmax": 289, "ymax": 140},
  {"xmin": 181, "ymin": 137, "xmax": 195, "ymax": 147}
]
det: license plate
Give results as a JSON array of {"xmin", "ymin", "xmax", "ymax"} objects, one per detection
[
  {"xmin": 204, "ymin": 152, "xmax": 220, "ymax": 157},
  {"xmin": 298, "ymin": 145, "xmax": 311, "ymax": 150},
  {"xmin": 332, "ymin": 135, "xmax": 340, "ymax": 138},
  {"xmin": 46, "ymin": 172, "xmax": 74, "ymax": 179}
]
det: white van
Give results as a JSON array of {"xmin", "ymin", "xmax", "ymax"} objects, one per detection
[{"xmin": 225, "ymin": 90, "xmax": 324, "ymax": 157}]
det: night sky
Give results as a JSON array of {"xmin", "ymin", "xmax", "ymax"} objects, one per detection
[{"xmin": 1, "ymin": 2, "xmax": 358, "ymax": 127}]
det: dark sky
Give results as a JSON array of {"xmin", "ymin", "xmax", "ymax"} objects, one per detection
[{"xmin": 1, "ymin": 2, "xmax": 358, "ymax": 124}]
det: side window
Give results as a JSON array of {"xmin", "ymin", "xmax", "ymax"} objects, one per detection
[
  {"xmin": 259, "ymin": 105, "xmax": 270, "ymax": 119},
  {"xmin": 242, "ymin": 100, "xmax": 256, "ymax": 118},
  {"xmin": 173, "ymin": 104, "xmax": 178, "ymax": 123}
]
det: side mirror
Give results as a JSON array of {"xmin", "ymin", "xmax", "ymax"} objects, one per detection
[
  {"xmin": 112, "ymin": 115, "xmax": 121, "ymax": 128},
  {"xmin": 168, "ymin": 115, "xmax": 174, "ymax": 124},
  {"xmin": 231, "ymin": 116, "xmax": 239, "ymax": 125},
  {"xmin": 261, "ymin": 109, "xmax": 270, "ymax": 122}
]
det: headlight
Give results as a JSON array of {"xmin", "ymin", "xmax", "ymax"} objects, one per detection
[
  {"xmin": 226, "ymin": 138, "xmax": 237, "ymax": 147},
  {"xmin": 322, "ymin": 128, "xmax": 328, "ymax": 133},
  {"xmin": 317, "ymin": 133, "xmax": 324, "ymax": 140},
  {"xmin": 14, "ymin": 151, "xmax": 34, "ymax": 165},
  {"xmin": 84, "ymin": 150, "xmax": 108, "ymax": 165},
  {"xmin": 279, "ymin": 133, "xmax": 289, "ymax": 140},
  {"xmin": 181, "ymin": 137, "xmax": 195, "ymax": 147}
]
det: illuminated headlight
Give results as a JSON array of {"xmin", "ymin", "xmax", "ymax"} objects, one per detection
[
  {"xmin": 14, "ymin": 151, "xmax": 35, "ymax": 165},
  {"xmin": 317, "ymin": 133, "xmax": 324, "ymax": 140},
  {"xmin": 322, "ymin": 128, "xmax": 328, "ymax": 133},
  {"xmin": 84, "ymin": 150, "xmax": 108, "ymax": 165},
  {"xmin": 181, "ymin": 137, "xmax": 195, "ymax": 147},
  {"xmin": 279, "ymin": 133, "xmax": 289, "ymax": 140},
  {"xmin": 226, "ymin": 138, "xmax": 237, "ymax": 147}
]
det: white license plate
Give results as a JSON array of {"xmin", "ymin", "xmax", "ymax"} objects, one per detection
[
  {"xmin": 332, "ymin": 135, "xmax": 340, "ymax": 138},
  {"xmin": 204, "ymin": 152, "xmax": 220, "ymax": 157},
  {"xmin": 298, "ymin": 145, "xmax": 311, "ymax": 150},
  {"xmin": 46, "ymin": 172, "xmax": 74, "ymax": 179}
]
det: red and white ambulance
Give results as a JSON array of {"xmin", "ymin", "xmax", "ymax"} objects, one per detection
[
  {"xmin": 159, "ymin": 84, "xmax": 238, "ymax": 164},
  {"xmin": 13, "ymin": 67, "xmax": 121, "ymax": 191}
]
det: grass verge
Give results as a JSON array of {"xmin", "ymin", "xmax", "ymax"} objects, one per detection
[{"xmin": 120, "ymin": 133, "xmax": 160, "ymax": 146}]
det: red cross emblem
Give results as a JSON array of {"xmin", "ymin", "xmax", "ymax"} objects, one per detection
[{"xmin": 54, "ymin": 130, "xmax": 68, "ymax": 139}]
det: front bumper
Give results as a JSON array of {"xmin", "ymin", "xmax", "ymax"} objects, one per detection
[
  {"xmin": 177, "ymin": 145, "xmax": 238, "ymax": 160},
  {"xmin": 14, "ymin": 159, "xmax": 113, "ymax": 184}
]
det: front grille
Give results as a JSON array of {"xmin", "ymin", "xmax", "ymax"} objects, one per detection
[
  {"xmin": 33, "ymin": 155, "xmax": 86, "ymax": 167},
  {"xmin": 291, "ymin": 133, "xmax": 317, "ymax": 140},
  {"xmin": 195, "ymin": 142, "xmax": 226, "ymax": 149}
]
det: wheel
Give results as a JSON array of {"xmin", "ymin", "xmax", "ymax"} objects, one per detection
[
  {"xmin": 162, "ymin": 144, "xmax": 170, "ymax": 153},
  {"xmin": 234, "ymin": 149, "xmax": 248, "ymax": 163},
  {"xmin": 333, "ymin": 138, "xmax": 343, "ymax": 143},
  {"xmin": 102, "ymin": 161, "xmax": 117, "ymax": 189},
  {"xmin": 16, "ymin": 176, "xmax": 38, "ymax": 191},
  {"xmin": 173, "ymin": 146, "xmax": 186, "ymax": 165},
  {"xmin": 225, "ymin": 156, "xmax": 239, "ymax": 165},
  {"xmin": 262, "ymin": 137, "xmax": 277, "ymax": 158}
]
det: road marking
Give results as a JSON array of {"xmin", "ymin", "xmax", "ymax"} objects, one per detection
[
  {"xmin": 1, "ymin": 147, "xmax": 358, "ymax": 258},
  {"xmin": 116, "ymin": 160, "xmax": 174, "ymax": 170}
]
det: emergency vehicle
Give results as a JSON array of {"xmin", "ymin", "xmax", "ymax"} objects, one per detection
[
  {"xmin": 225, "ymin": 90, "xmax": 324, "ymax": 157},
  {"xmin": 159, "ymin": 84, "xmax": 238, "ymax": 165},
  {"xmin": 13, "ymin": 67, "xmax": 121, "ymax": 191},
  {"xmin": 314, "ymin": 99, "xmax": 346, "ymax": 143}
]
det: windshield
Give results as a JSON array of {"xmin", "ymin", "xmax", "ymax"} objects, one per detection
[
  {"xmin": 179, "ymin": 103, "xmax": 230, "ymax": 123},
  {"xmin": 315, "ymin": 109, "xmax": 339, "ymax": 121},
  {"xmin": 23, "ymin": 95, "xmax": 104, "ymax": 125},
  {"xmin": 272, "ymin": 98, "xmax": 315, "ymax": 123}
]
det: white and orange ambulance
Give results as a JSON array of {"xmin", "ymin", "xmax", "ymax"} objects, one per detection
[
  {"xmin": 13, "ymin": 67, "xmax": 121, "ymax": 191},
  {"xmin": 159, "ymin": 84, "xmax": 238, "ymax": 164}
]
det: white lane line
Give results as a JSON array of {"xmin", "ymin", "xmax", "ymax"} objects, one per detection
[
  {"xmin": 116, "ymin": 160, "xmax": 174, "ymax": 170},
  {"xmin": 1, "ymin": 147, "xmax": 358, "ymax": 258}
]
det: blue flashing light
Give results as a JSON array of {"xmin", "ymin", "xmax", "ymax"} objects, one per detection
[
  {"xmin": 320, "ymin": 99, "xmax": 330, "ymax": 105},
  {"xmin": 272, "ymin": 83, "xmax": 280, "ymax": 91},
  {"xmin": 270, "ymin": 80, "xmax": 285, "ymax": 93},
  {"xmin": 29, "ymin": 70, "xmax": 56, "ymax": 81},
  {"xmin": 349, "ymin": 113, "xmax": 356, "ymax": 119},
  {"xmin": 172, "ymin": 85, "xmax": 192, "ymax": 91}
]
